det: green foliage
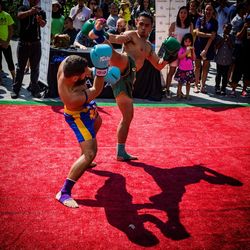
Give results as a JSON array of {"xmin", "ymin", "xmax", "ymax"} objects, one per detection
[
  {"xmin": 63, "ymin": 0, "xmax": 75, "ymax": 17},
  {"xmin": 2, "ymin": 0, "xmax": 21, "ymax": 18},
  {"xmin": 2, "ymin": 0, "xmax": 22, "ymax": 37}
]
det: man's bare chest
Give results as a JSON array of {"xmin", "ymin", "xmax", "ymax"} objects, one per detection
[{"xmin": 125, "ymin": 40, "xmax": 148, "ymax": 58}]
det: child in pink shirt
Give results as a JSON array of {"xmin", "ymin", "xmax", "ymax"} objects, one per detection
[{"xmin": 174, "ymin": 33, "xmax": 196, "ymax": 100}]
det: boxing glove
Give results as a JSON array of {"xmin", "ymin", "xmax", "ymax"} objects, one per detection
[
  {"xmin": 93, "ymin": 66, "xmax": 120, "ymax": 85},
  {"xmin": 93, "ymin": 26, "xmax": 106, "ymax": 44},
  {"xmin": 81, "ymin": 19, "xmax": 95, "ymax": 36},
  {"xmin": 158, "ymin": 37, "xmax": 181, "ymax": 62},
  {"xmin": 88, "ymin": 18, "xmax": 108, "ymax": 44},
  {"xmin": 90, "ymin": 44, "xmax": 112, "ymax": 77}
]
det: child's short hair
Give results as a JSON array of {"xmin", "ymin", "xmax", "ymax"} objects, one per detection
[
  {"xmin": 65, "ymin": 16, "xmax": 73, "ymax": 23},
  {"xmin": 181, "ymin": 33, "xmax": 194, "ymax": 47}
]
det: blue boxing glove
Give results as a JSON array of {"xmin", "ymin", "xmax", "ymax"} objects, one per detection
[
  {"xmin": 93, "ymin": 26, "xmax": 105, "ymax": 44},
  {"xmin": 105, "ymin": 66, "xmax": 120, "ymax": 85},
  {"xmin": 93, "ymin": 66, "xmax": 120, "ymax": 85},
  {"xmin": 90, "ymin": 44, "xmax": 112, "ymax": 77},
  {"xmin": 89, "ymin": 18, "xmax": 107, "ymax": 44}
]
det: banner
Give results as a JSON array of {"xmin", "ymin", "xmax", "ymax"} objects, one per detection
[
  {"xmin": 155, "ymin": 0, "xmax": 186, "ymax": 83},
  {"xmin": 39, "ymin": 0, "xmax": 52, "ymax": 85}
]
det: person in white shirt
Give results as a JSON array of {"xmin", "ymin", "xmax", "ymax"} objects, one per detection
[
  {"xmin": 216, "ymin": 0, "xmax": 229, "ymax": 35},
  {"xmin": 69, "ymin": 0, "xmax": 91, "ymax": 31}
]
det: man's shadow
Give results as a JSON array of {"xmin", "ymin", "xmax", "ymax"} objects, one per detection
[
  {"xmin": 76, "ymin": 164, "xmax": 242, "ymax": 245},
  {"xmin": 127, "ymin": 162, "xmax": 243, "ymax": 240},
  {"xmin": 76, "ymin": 169, "xmax": 159, "ymax": 247}
]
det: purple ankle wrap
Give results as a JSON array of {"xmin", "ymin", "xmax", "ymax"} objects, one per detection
[{"xmin": 60, "ymin": 179, "xmax": 76, "ymax": 200}]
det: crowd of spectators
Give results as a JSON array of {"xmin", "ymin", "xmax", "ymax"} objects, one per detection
[{"xmin": 0, "ymin": 0, "xmax": 249, "ymax": 99}]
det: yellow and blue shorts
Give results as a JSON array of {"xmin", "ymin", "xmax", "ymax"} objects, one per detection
[{"xmin": 64, "ymin": 101, "xmax": 98, "ymax": 143}]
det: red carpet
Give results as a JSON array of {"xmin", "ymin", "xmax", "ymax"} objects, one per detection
[{"xmin": 0, "ymin": 104, "xmax": 249, "ymax": 249}]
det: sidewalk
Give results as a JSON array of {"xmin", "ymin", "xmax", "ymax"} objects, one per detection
[{"xmin": 0, "ymin": 40, "xmax": 249, "ymax": 106}]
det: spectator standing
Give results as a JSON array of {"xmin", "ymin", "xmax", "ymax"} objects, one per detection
[
  {"xmin": 194, "ymin": 3, "xmax": 218, "ymax": 94},
  {"xmin": 119, "ymin": 0, "xmax": 132, "ymax": 28},
  {"xmin": 100, "ymin": 0, "xmax": 111, "ymax": 20},
  {"xmin": 131, "ymin": 0, "xmax": 140, "ymax": 26},
  {"xmin": 51, "ymin": 0, "xmax": 65, "ymax": 39},
  {"xmin": 216, "ymin": 0, "xmax": 229, "ymax": 35},
  {"xmin": 87, "ymin": 0, "xmax": 98, "ymax": 17},
  {"xmin": 132, "ymin": 0, "xmax": 154, "ymax": 28},
  {"xmin": 107, "ymin": 17, "xmax": 127, "ymax": 49},
  {"xmin": 134, "ymin": 0, "xmax": 154, "ymax": 17},
  {"xmin": 69, "ymin": 0, "xmax": 91, "ymax": 31},
  {"xmin": 188, "ymin": 0, "xmax": 202, "ymax": 27},
  {"xmin": 58, "ymin": 0, "xmax": 66, "ymax": 15},
  {"xmin": 11, "ymin": 0, "xmax": 47, "ymax": 99},
  {"xmin": 165, "ymin": 6, "xmax": 193, "ymax": 98},
  {"xmin": 91, "ymin": 5, "xmax": 103, "ymax": 20},
  {"xmin": 0, "ymin": 0, "xmax": 15, "ymax": 85},
  {"xmin": 214, "ymin": 23, "xmax": 234, "ymax": 95},
  {"xmin": 228, "ymin": 0, "xmax": 244, "ymax": 22},
  {"xmin": 174, "ymin": 33, "xmax": 196, "ymax": 100},
  {"xmin": 106, "ymin": 2, "xmax": 119, "ymax": 30},
  {"xmin": 230, "ymin": 14, "xmax": 250, "ymax": 97},
  {"xmin": 229, "ymin": 3, "xmax": 246, "ymax": 84},
  {"xmin": 63, "ymin": 17, "xmax": 78, "ymax": 45}
]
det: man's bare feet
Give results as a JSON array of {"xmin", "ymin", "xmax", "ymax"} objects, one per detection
[{"xmin": 55, "ymin": 191, "xmax": 79, "ymax": 208}]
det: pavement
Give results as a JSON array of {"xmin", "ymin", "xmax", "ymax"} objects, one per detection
[{"xmin": 0, "ymin": 40, "xmax": 249, "ymax": 106}]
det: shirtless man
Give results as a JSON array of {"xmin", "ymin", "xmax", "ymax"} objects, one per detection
[
  {"xmin": 86, "ymin": 11, "xmax": 180, "ymax": 161},
  {"xmin": 55, "ymin": 44, "xmax": 120, "ymax": 208}
]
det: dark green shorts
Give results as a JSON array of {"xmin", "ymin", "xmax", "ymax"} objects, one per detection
[{"xmin": 111, "ymin": 57, "xmax": 136, "ymax": 98}]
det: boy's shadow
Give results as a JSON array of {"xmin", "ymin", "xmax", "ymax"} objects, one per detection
[{"xmin": 76, "ymin": 164, "xmax": 242, "ymax": 245}]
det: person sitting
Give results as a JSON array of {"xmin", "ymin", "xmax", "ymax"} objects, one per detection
[
  {"xmin": 62, "ymin": 16, "xmax": 78, "ymax": 45},
  {"xmin": 106, "ymin": 2, "xmax": 119, "ymax": 30},
  {"xmin": 74, "ymin": 6, "xmax": 104, "ymax": 50},
  {"xmin": 74, "ymin": 25, "xmax": 95, "ymax": 50},
  {"xmin": 107, "ymin": 18, "xmax": 127, "ymax": 49}
]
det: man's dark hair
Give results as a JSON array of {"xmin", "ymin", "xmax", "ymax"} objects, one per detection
[
  {"xmin": 63, "ymin": 55, "xmax": 88, "ymax": 78},
  {"xmin": 138, "ymin": 11, "xmax": 153, "ymax": 24}
]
